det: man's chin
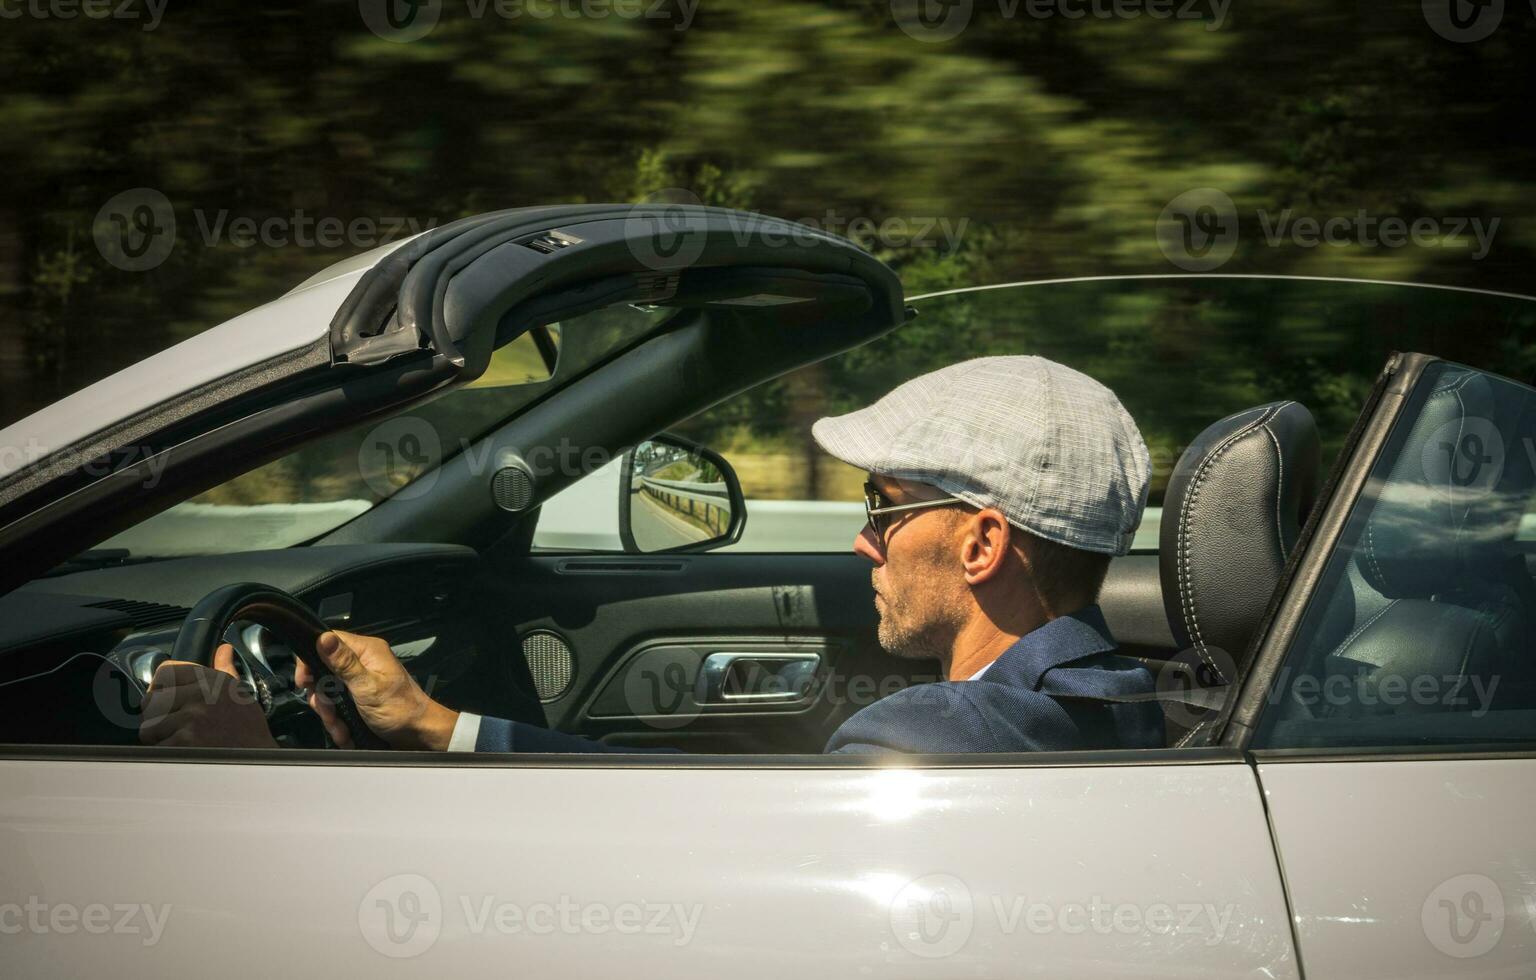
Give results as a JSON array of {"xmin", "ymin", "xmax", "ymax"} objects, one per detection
[{"xmin": 876, "ymin": 620, "xmax": 927, "ymax": 661}]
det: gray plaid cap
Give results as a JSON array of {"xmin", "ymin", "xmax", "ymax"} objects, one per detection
[{"xmin": 812, "ymin": 356, "xmax": 1150, "ymax": 556}]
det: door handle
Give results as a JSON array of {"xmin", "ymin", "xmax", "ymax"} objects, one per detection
[{"xmin": 695, "ymin": 652, "xmax": 821, "ymax": 705}]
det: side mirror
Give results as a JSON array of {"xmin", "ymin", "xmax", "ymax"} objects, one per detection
[{"xmin": 619, "ymin": 434, "xmax": 747, "ymax": 554}]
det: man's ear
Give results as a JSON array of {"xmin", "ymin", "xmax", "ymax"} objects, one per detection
[{"xmin": 958, "ymin": 508, "xmax": 1012, "ymax": 586}]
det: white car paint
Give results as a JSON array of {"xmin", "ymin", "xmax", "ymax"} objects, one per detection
[
  {"xmin": 0, "ymin": 758, "xmax": 1298, "ymax": 978},
  {"xmin": 1258, "ymin": 758, "xmax": 1536, "ymax": 979}
]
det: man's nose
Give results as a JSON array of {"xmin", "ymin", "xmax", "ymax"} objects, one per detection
[{"xmin": 852, "ymin": 524, "xmax": 885, "ymax": 564}]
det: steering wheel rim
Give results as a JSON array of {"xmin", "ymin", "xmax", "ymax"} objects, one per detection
[{"xmin": 170, "ymin": 582, "xmax": 388, "ymax": 749}]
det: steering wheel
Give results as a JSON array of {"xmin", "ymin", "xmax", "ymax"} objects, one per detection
[{"xmin": 171, "ymin": 583, "xmax": 388, "ymax": 749}]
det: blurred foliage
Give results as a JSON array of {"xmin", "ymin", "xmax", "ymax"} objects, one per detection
[{"xmin": 2, "ymin": 0, "xmax": 1534, "ymax": 510}]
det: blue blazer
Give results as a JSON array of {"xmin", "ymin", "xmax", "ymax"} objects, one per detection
[{"xmin": 474, "ymin": 605, "xmax": 1164, "ymax": 754}]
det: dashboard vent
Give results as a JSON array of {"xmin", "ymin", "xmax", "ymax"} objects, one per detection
[{"xmin": 85, "ymin": 599, "xmax": 190, "ymax": 631}]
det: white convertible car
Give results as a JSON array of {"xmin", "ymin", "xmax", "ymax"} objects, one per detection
[{"xmin": 0, "ymin": 205, "xmax": 1531, "ymax": 978}]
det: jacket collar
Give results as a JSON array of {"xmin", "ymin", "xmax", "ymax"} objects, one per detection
[{"xmin": 975, "ymin": 605, "xmax": 1117, "ymax": 690}]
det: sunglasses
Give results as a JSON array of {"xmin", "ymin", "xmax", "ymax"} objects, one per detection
[{"xmin": 863, "ymin": 481, "xmax": 964, "ymax": 542}]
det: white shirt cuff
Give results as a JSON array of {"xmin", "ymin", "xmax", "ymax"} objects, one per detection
[{"xmin": 447, "ymin": 712, "xmax": 482, "ymax": 752}]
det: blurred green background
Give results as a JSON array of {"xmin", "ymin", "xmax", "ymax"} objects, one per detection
[{"xmin": 3, "ymin": 0, "xmax": 1534, "ymax": 508}]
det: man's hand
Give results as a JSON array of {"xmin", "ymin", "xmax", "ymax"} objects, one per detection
[
  {"xmin": 139, "ymin": 644, "xmax": 278, "ymax": 749},
  {"xmin": 297, "ymin": 630, "xmax": 458, "ymax": 751}
]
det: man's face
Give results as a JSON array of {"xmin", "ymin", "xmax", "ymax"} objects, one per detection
[{"xmin": 855, "ymin": 474, "xmax": 970, "ymax": 660}]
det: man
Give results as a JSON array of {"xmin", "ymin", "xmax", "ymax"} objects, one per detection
[{"xmin": 140, "ymin": 356, "xmax": 1163, "ymax": 754}]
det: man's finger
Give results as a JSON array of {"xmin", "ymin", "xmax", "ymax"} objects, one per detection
[
  {"xmin": 147, "ymin": 660, "xmax": 208, "ymax": 692},
  {"xmin": 306, "ymin": 690, "xmax": 352, "ymax": 747},
  {"xmin": 213, "ymin": 643, "xmax": 240, "ymax": 680},
  {"xmin": 139, "ymin": 707, "xmax": 192, "ymax": 745},
  {"xmin": 143, "ymin": 663, "xmax": 216, "ymax": 715}
]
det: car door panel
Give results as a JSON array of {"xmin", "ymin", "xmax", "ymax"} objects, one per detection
[
  {"xmin": 1257, "ymin": 758, "xmax": 1536, "ymax": 979},
  {"xmin": 0, "ymin": 756, "xmax": 1298, "ymax": 979},
  {"xmin": 492, "ymin": 553, "xmax": 931, "ymax": 752}
]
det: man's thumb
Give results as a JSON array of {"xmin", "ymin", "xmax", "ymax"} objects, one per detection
[{"xmin": 316, "ymin": 631, "xmax": 363, "ymax": 680}]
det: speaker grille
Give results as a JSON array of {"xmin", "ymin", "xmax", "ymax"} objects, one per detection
[
  {"xmin": 522, "ymin": 630, "xmax": 574, "ymax": 702},
  {"xmin": 491, "ymin": 465, "xmax": 535, "ymax": 512}
]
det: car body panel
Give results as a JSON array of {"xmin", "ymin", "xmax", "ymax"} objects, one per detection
[
  {"xmin": 1258, "ymin": 758, "xmax": 1536, "ymax": 979},
  {"xmin": 0, "ymin": 758, "xmax": 1297, "ymax": 978}
]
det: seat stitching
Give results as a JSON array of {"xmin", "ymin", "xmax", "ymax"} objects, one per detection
[
  {"xmin": 1178, "ymin": 405, "xmax": 1276, "ymax": 679},
  {"xmin": 1263, "ymin": 421, "xmax": 1287, "ymax": 562},
  {"xmin": 1177, "ymin": 403, "xmax": 1284, "ymax": 683},
  {"xmin": 1332, "ymin": 598, "xmax": 1401, "ymax": 659},
  {"xmin": 1365, "ymin": 519, "xmax": 1386, "ymax": 590}
]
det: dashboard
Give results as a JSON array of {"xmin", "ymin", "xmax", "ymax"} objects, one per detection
[{"xmin": 0, "ymin": 544, "xmax": 546, "ymax": 747}]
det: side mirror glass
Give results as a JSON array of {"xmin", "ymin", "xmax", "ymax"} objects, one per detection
[{"xmin": 620, "ymin": 435, "xmax": 747, "ymax": 554}]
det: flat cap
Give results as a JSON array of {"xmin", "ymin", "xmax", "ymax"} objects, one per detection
[{"xmin": 812, "ymin": 356, "xmax": 1150, "ymax": 556}]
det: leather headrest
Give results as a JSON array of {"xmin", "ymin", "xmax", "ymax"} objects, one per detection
[
  {"xmin": 1358, "ymin": 370, "xmax": 1524, "ymax": 598},
  {"xmin": 1160, "ymin": 401, "xmax": 1319, "ymax": 680}
]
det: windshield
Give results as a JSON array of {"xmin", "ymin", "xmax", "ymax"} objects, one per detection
[{"xmin": 94, "ymin": 303, "xmax": 671, "ymax": 558}]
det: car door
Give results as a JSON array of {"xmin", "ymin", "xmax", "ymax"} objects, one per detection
[{"xmin": 1227, "ymin": 354, "xmax": 1536, "ymax": 978}]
